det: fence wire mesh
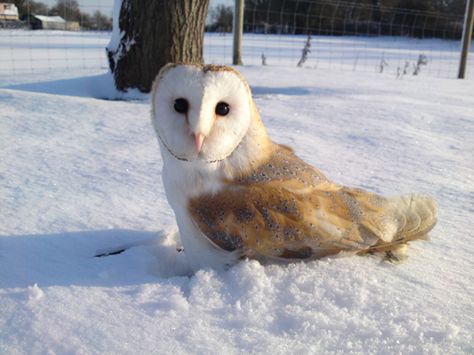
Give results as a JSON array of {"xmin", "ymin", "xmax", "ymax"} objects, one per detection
[
  {"xmin": 205, "ymin": 0, "xmax": 472, "ymax": 78},
  {"xmin": 0, "ymin": 1, "xmax": 113, "ymax": 79},
  {"xmin": 0, "ymin": 0, "xmax": 473, "ymax": 82}
]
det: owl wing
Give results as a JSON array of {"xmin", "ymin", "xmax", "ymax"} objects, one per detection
[
  {"xmin": 189, "ymin": 178, "xmax": 386, "ymax": 260},
  {"xmin": 188, "ymin": 178, "xmax": 437, "ymax": 260},
  {"xmin": 188, "ymin": 145, "xmax": 437, "ymax": 261},
  {"xmin": 188, "ymin": 146, "xmax": 436, "ymax": 259}
]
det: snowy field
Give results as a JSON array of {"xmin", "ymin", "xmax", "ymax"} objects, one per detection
[
  {"xmin": 1, "ymin": 32, "xmax": 474, "ymax": 354},
  {"xmin": 0, "ymin": 30, "xmax": 472, "ymax": 81}
]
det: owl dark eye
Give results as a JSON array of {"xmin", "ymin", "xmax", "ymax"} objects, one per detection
[
  {"xmin": 215, "ymin": 102, "xmax": 230, "ymax": 116},
  {"xmin": 174, "ymin": 98, "xmax": 189, "ymax": 114}
]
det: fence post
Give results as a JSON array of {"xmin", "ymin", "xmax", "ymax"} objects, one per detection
[
  {"xmin": 233, "ymin": 0, "xmax": 244, "ymax": 65},
  {"xmin": 458, "ymin": 0, "xmax": 474, "ymax": 79}
]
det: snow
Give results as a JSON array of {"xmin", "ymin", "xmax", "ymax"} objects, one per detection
[
  {"xmin": 106, "ymin": 0, "xmax": 137, "ymax": 71},
  {"xmin": 1, "ymin": 30, "xmax": 472, "ymax": 80},
  {"xmin": 107, "ymin": 0, "xmax": 123, "ymax": 52},
  {"xmin": 106, "ymin": 0, "xmax": 125, "ymax": 66},
  {"xmin": 3, "ymin": 3, "xmax": 19, "ymax": 17},
  {"xmin": 34, "ymin": 15, "xmax": 66, "ymax": 23},
  {"xmin": 1, "ymin": 33, "xmax": 474, "ymax": 354},
  {"xmin": 27, "ymin": 284, "xmax": 44, "ymax": 302}
]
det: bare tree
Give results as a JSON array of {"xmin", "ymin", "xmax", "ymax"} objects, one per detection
[
  {"xmin": 107, "ymin": 0, "xmax": 209, "ymax": 93},
  {"xmin": 49, "ymin": 0, "xmax": 81, "ymax": 21},
  {"xmin": 91, "ymin": 11, "xmax": 112, "ymax": 31},
  {"xmin": 210, "ymin": 4, "xmax": 233, "ymax": 33},
  {"xmin": 13, "ymin": 0, "xmax": 49, "ymax": 16}
]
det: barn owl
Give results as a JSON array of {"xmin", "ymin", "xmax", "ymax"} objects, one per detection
[{"xmin": 151, "ymin": 63, "xmax": 437, "ymax": 271}]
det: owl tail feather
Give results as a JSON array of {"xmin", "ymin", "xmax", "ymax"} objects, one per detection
[{"xmin": 361, "ymin": 194, "xmax": 437, "ymax": 260}]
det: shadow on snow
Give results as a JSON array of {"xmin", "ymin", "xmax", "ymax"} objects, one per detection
[{"xmin": 0, "ymin": 229, "xmax": 191, "ymax": 288}]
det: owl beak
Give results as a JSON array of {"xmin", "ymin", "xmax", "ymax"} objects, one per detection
[{"xmin": 194, "ymin": 133, "xmax": 205, "ymax": 153}]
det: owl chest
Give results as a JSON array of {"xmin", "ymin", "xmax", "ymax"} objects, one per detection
[
  {"xmin": 162, "ymin": 162, "xmax": 236, "ymax": 270},
  {"xmin": 162, "ymin": 160, "xmax": 223, "ymax": 208}
]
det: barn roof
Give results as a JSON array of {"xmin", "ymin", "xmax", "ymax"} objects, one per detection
[
  {"xmin": 1, "ymin": 3, "xmax": 19, "ymax": 16},
  {"xmin": 34, "ymin": 15, "xmax": 66, "ymax": 23}
]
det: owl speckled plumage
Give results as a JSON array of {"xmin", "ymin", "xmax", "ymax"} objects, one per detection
[{"xmin": 151, "ymin": 63, "xmax": 437, "ymax": 271}]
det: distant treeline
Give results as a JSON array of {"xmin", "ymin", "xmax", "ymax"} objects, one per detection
[
  {"xmin": 12, "ymin": 0, "xmax": 112, "ymax": 30},
  {"xmin": 208, "ymin": 0, "xmax": 469, "ymax": 39}
]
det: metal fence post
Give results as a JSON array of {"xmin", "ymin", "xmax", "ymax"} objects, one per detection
[
  {"xmin": 233, "ymin": 0, "xmax": 244, "ymax": 65},
  {"xmin": 458, "ymin": 0, "xmax": 474, "ymax": 78}
]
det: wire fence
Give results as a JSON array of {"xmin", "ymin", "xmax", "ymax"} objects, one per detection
[
  {"xmin": 0, "ymin": 0, "xmax": 472, "ymax": 82},
  {"xmin": 0, "ymin": 2, "xmax": 113, "ymax": 81},
  {"xmin": 205, "ymin": 0, "xmax": 472, "ymax": 78}
]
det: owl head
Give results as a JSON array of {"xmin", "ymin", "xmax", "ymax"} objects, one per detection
[{"xmin": 151, "ymin": 64, "xmax": 263, "ymax": 165}]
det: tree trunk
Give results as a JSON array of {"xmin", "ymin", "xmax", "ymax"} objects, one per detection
[{"xmin": 107, "ymin": 0, "xmax": 209, "ymax": 93}]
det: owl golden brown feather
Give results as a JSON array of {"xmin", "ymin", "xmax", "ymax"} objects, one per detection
[{"xmin": 189, "ymin": 144, "xmax": 437, "ymax": 262}]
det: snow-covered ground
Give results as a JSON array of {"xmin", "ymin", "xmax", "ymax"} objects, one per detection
[
  {"xmin": 205, "ymin": 33, "xmax": 472, "ymax": 79},
  {"xmin": 1, "ymin": 34, "xmax": 474, "ymax": 353},
  {"xmin": 0, "ymin": 30, "xmax": 472, "ymax": 80}
]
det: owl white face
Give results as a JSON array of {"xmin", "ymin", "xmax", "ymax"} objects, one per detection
[{"xmin": 151, "ymin": 64, "xmax": 252, "ymax": 163}]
